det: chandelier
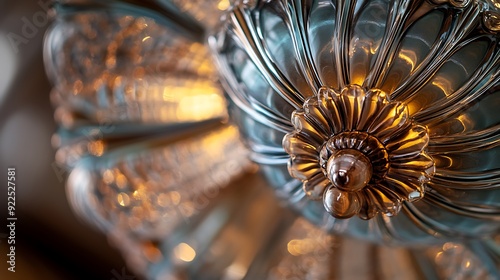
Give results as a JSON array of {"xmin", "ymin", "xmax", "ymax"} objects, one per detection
[{"xmin": 44, "ymin": 0, "xmax": 500, "ymax": 279}]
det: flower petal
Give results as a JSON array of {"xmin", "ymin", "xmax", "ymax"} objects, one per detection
[
  {"xmin": 287, "ymin": 156, "xmax": 321, "ymax": 181},
  {"xmin": 372, "ymin": 185, "xmax": 402, "ymax": 216},
  {"xmin": 283, "ymin": 133, "xmax": 318, "ymax": 157},
  {"xmin": 317, "ymin": 87, "xmax": 344, "ymax": 134},
  {"xmin": 304, "ymin": 96, "xmax": 332, "ymax": 136},
  {"xmin": 323, "ymin": 187, "xmax": 362, "ymax": 219},
  {"xmin": 292, "ymin": 111, "xmax": 327, "ymax": 145},
  {"xmin": 390, "ymin": 152, "xmax": 434, "ymax": 171},
  {"xmin": 358, "ymin": 191, "xmax": 377, "ymax": 220},
  {"xmin": 303, "ymin": 172, "xmax": 331, "ymax": 200},
  {"xmin": 357, "ymin": 89, "xmax": 389, "ymax": 130},
  {"xmin": 364, "ymin": 187, "xmax": 402, "ymax": 216},
  {"xmin": 386, "ymin": 125, "xmax": 429, "ymax": 159},
  {"xmin": 387, "ymin": 167, "xmax": 430, "ymax": 186},
  {"xmin": 340, "ymin": 85, "xmax": 365, "ymax": 131},
  {"xmin": 383, "ymin": 174, "xmax": 424, "ymax": 202},
  {"xmin": 367, "ymin": 101, "xmax": 409, "ymax": 143}
]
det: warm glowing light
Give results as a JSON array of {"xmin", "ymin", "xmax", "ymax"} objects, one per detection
[
  {"xmin": 159, "ymin": 79, "xmax": 226, "ymax": 122},
  {"xmin": 432, "ymin": 76, "xmax": 454, "ymax": 97},
  {"xmin": 406, "ymin": 101, "xmax": 420, "ymax": 115},
  {"xmin": 456, "ymin": 114, "xmax": 472, "ymax": 132},
  {"xmin": 287, "ymin": 238, "xmax": 316, "ymax": 256},
  {"xmin": 132, "ymin": 190, "xmax": 141, "ymax": 200},
  {"xmin": 174, "ymin": 243, "xmax": 196, "ymax": 262},
  {"xmin": 103, "ymin": 169, "xmax": 114, "ymax": 184},
  {"xmin": 116, "ymin": 173, "xmax": 128, "ymax": 189},
  {"xmin": 177, "ymin": 92, "xmax": 226, "ymax": 121},
  {"xmin": 170, "ymin": 191, "xmax": 181, "ymax": 205},
  {"xmin": 398, "ymin": 50, "xmax": 417, "ymax": 70},
  {"xmin": 287, "ymin": 239, "xmax": 301, "ymax": 256},
  {"xmin": 218, "ymin": 0, "xmax": 230, "ymax": 11},
  {"xmin": 88, "ymin": 140, "xmax": 104, "ymax": 156},
  {"xmin": 117, "ymin": 193, "xmax": 131, "ymax": 207},
  {"xmin": 435, "ymin": 251, "xmax": 443, "ymax": 262},
  {"xmin": 142, "ymin": 242, "xmax": 162, "ymax": 263},
  {"xmin": 162, "ymin": 87, "xmax": 175, "ymax": 101},
  {"xmin": 142, "ymin": 36, "xmax": 151, "ymax": 42},
  {"xmin": 224, "ymin": 264, "xmax": 247, "ymax": 279}
]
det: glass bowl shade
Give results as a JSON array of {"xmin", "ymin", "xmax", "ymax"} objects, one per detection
[{"xmin": 210, "ymin": 0, "xmax": 500, "ymax": 245}]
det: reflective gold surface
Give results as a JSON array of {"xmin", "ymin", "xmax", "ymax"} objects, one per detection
[{"xmin": 283, "ymin": 86, "xmax": 434, "ymax": 219}]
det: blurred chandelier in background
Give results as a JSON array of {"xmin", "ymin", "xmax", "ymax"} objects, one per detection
[{"xmin": 44, "ymin": 0, "xmax": 499, "ymax": 279}]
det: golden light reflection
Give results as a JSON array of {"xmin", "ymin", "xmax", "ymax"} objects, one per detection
[
  {"xmin": 406, "ymin": 101, "xmax": 420, "ymax": 115},
  {"xmin": 225, "ymin": 264, "xmax": 247, "ymax": 279},
  {"xmin": 287, "ymin": 238, "xmax": 316, "ymax": 256},
  {"xmin": 218, "ymin": 0, "xmax": 231, "ymax": 10},
  {"xmin": 142, "ymin": 36, "xmax": 151, "ymax": 42},
  {"xmin": 142, "ymin": 242, "xmax": 162, "ymax": 263},
  {"xmin": 162, "ymin": 87, "xmax": 176, "ymax": 101},
  {"xmin": 116, "ymin": 173, "xmax": 128, "ymax": 189},
  {"xmin": 174, "ymin": 243, "xmax": 196, "ymax": 262},
  {"xmin": 117, "ymin": 192, "xmax": 131, "ymax": 207},
  {"xmin": 196, "ymin": 61, "xmax": 214, "ymax": 75},
  {"xmin": 370, "ymin": 43, "xmax": 379, "ymax": 55},
  {"xmin": 398, "ymin": 49, "xmax": 417, "ymax": 70},
  {"xmin": 434, "ymin": 251, "xmax": 443, "ymax": 262},
  {"xmin": 159, "ymin": 79, "xmax": 226, "ymax": 123},
  {"xmin": 134, "ymin": 181, "xmax": 147, "ymax": 198},
  {"xmin": 132, "ymin": 190, "xmax": 141, "ymax": 200},
  {"xmin": 456, "ymin": 114, "xmax": 473, "ymax": 132},
  {"xmin": 432, "ymin": 76, "xmax": 454, "ymax": 97},
  {"xmin": 88, "ymin": 140, "xmax": 104, "ymax": 156},
  {"xmin": 177, "ymin": 92, "xmax": 226, "ymax": 122},
  {"xmin": 103, "ymin": 169, "xmax": 114, "ymax": 184},
  {"xmin": 350, "ymin": 62, "xmax": 367, "ymax": 86},
  {"xmin": 170, "ymin": 191, "xmax": 181, "ymax": 205}
]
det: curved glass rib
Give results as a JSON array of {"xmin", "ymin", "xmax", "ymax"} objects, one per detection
[
  {"xmin": 431, "ymin": 170, "xmax": 500, "ymax": 190},
  {"xmin": 53, "ymin": 0, "xmax": 205, "ymax": 40},
  {"xmin": 225, "ymin": 6, "xmax": 306, "ymax": 108}
]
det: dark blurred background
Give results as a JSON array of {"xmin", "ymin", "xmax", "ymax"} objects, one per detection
[{"xmin": 0, "ymin": 1, "xmax": 131, "ymax": 279}]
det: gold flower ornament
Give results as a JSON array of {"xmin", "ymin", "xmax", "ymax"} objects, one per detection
[{"xmin": 283, "ymin": 85, "xmax": 435, "ymax": 220}]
